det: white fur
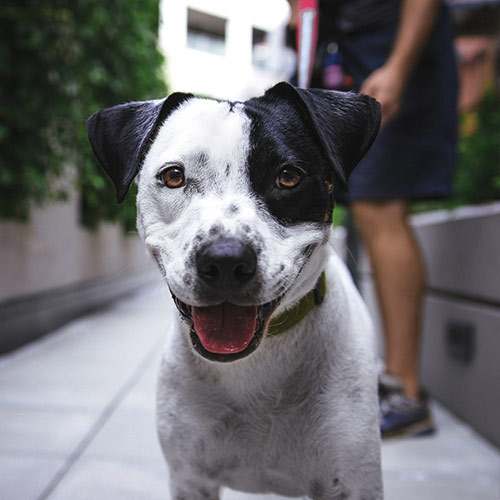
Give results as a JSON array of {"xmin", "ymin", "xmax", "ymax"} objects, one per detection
[{"xmin": 136, "ymin": 99, "xmax": 383, "ymax": 500}]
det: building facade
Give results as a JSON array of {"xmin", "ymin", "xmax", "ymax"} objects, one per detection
[{"xmin": 159, "ymin": 0, "xmax": 292, "ymax": 100}]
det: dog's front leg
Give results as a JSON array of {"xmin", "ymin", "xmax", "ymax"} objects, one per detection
[{"xmin": 169, "ymin": 479, "xmax": 220, "ymax": 500}]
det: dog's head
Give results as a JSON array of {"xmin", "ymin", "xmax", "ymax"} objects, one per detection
[{"xmin": 87, "ymin": 82, "xmax": 380, "ymax": 362}]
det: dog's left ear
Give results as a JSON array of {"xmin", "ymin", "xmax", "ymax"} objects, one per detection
[
  {"xmin": 86, "ymin": 92, "xmax": 194, "ymax": 203},
  {"xmin": 264, "ymin": 82, "xmax": 381, "ymax": 192}
]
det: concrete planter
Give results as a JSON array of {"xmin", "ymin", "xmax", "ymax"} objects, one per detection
[
  {"xmin": 360, "ymin": 202, "xmax": 500, "ymax": 448},
  {"xmin": 0, "ymin": 192, "xmax": 157, "ymax": 354}
]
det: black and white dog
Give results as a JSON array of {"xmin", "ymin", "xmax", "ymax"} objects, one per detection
[{"xmin": 87, "ymin": 82, "xmax": 383, "ymax": 500}]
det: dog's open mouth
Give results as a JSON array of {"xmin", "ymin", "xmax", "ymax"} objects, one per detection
[{"xmin": 172, "ymin": 295, "xmax": 281, "ymax": 362}]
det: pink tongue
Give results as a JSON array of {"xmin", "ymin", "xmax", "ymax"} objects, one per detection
[{"xmin": 192, "ymin": 303, "xmax": 258, "ymax": 354}]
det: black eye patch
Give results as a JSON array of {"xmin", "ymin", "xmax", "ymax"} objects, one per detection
[{"xmin": 244, "ymin": 103, "xmax": 334, "ymax": 225}]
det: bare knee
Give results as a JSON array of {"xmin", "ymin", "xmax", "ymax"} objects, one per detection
[{"xmin": 352, "ymin": 200, "xmax": 408, "ymax": 240}]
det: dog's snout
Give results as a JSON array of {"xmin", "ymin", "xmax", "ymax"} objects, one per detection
[{"xmin": 196, "ymin": 237, "xmax": 257, "ymax": 290}]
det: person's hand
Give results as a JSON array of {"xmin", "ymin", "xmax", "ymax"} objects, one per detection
[{"xmin": 360, "ymin": 63, "xmax": 407, "ymax": 127}]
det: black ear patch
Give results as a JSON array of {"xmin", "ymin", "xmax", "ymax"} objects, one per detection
[
  {"xmin": 86, "ymin": 92, "xmax": 194, "ymax": 202},
  {"xmin": 262, "ymin": 82, "xmax": 381, "ymax": 192}
]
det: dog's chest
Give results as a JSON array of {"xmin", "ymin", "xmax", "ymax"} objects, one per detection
[{"xmin": 158, "ymin": 351, "xmax": 327, "ymax": 493}]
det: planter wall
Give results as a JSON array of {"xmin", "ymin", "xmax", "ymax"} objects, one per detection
[
  {"xmin": 359, "ymin": 202, "xmax": 500, "ymax": 448},
  {"xmin": 0, "ymin": 192, "xmax": 157, "ymax": 354}
]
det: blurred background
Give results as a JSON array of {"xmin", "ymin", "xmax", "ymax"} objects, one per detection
[
  {"xmin": 0, "ymin": 0, "xmax": 499, "ymax": 498},
  {"xmin": 0, "ymin": 0, "xmax": 294, "ymax": 353}
]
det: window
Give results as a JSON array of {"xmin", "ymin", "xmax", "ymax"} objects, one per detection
[
  {"xmin": 187, "ymin": 9, "xmax": 227, "ymax": 56},
  {"xmin": 252, "ymin": 28, "xmax": 269, "ymax": 68}
]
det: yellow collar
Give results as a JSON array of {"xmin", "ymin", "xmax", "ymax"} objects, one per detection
[{"xmin": 267, "ymin": 272, "xmax": 327, "ymax": 336}]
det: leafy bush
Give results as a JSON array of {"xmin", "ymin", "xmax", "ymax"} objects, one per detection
[
  {"xmin": 454, "ymin": 90, "xmax": 500, "ymax": 204},
  {"xmin": 410, "ymin": 89, "xmax": 500, "ymax": 215},
  {"xmin": 0, "ymin": 1, "xmax": 167, "ymax": 231}
]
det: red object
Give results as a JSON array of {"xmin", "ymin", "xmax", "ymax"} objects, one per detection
[{"xmin": 296, "ymin": 0, "xmax": 319, "ymax": 89}]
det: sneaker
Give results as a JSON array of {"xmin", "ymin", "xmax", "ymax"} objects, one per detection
[{"xmin": 379, "ymin": 373, "xmax": 436, "ymax": 439}]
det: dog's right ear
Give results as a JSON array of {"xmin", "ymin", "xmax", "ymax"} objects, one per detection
[{"xmin": 86, "ymin": 92, "xmax": 194, "ymax": 203}]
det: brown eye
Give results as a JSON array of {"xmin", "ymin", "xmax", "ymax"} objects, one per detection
[
  {"xmin": 161, "ymin": 166, "xmax": 185, "ymax": 188},
  {"xmin": 276, "ymin": 166, "xmax": 303, "ymax": 189}
]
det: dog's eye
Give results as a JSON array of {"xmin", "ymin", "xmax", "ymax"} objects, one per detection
[
  {"xmin": 276, "ymin": 166, "xmax": 303, "ymax": 189},
  {"xmin": 161, "ymin": 166, "xmax": 185, "ymax": 189}
]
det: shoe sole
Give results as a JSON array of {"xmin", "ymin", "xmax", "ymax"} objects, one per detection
[{"xmin": 382, "ymin": 416, "xmax": 436, "ymax": 440}]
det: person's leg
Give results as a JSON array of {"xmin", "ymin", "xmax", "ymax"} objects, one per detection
[{"xmin": 351, "ymin": 200, "xmax": 426, "ymax": 400}]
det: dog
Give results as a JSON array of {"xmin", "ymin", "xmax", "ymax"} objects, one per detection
[{"xmin": 87, "ymin": 81, "xmax": 383, "ymax": 500}]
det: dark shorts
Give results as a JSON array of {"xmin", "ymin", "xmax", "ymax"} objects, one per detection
[{"xmin": 338, "ymin": 7, "xmax": 458, "ymax": 202}]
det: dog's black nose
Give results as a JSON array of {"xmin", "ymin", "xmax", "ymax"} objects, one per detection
[{"xmin": 196, "ymin": 238, "xmax": 257, "ymax": 290}]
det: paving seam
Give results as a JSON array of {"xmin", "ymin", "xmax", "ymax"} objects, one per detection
[{"xmin": 36, "ymin": 332, "xmax": 165, "ymax": 500}]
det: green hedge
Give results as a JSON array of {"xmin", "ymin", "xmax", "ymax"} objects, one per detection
[
  {"xmin": 0, "ymin": 0, "xmax": 167, "ymax": 231},
  {"xmin": 454, "ymin": 90, "xmax": 500, "ymax": 204},
  {"xmin": 411, "ymin": 90, "xmax": 500, "ymax": 215}
]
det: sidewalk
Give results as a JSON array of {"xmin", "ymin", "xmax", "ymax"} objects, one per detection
[{"xmin": 0, "ymin": 286, "xmax": 498, "ymax": 500}]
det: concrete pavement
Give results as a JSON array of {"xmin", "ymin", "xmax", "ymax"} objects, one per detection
[{"xmin": 0, "ymin": 286, "xmax": 498, "ymax": 500}]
